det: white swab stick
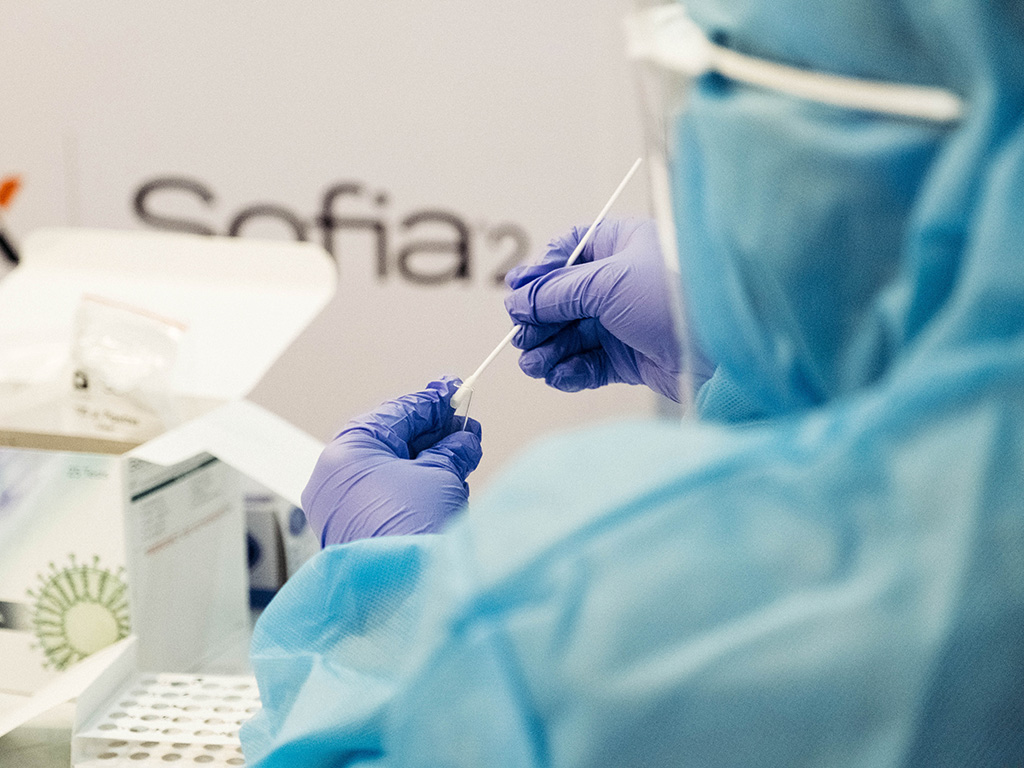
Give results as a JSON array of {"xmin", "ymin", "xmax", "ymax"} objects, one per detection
[{"xmin": 451, "ymin": 157, "xmax": 643, "ymax": 412}]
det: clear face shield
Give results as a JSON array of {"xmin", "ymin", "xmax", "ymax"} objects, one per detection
[{"xmin": 624, "ymin": 3, "xmax": 964, "ymax": 416}]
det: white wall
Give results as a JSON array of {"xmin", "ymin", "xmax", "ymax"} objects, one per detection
[{"xmin": 1, "ymin": 0, "xmax": 654, "ymax": 487}]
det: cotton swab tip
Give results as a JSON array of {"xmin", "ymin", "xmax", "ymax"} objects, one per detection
[{"xmin": 450, "ymin": 382, "xmax": 474, "ymax": 412}]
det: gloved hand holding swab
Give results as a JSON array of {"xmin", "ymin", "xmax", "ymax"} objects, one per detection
[{"xmin": 451, "ymin": 157, "xmax": 644, "ymax": 420}]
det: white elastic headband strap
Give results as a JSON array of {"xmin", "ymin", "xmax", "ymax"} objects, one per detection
[{"xmin": 626, "ymin": 5, "xmax": 964, "ymax": 123}]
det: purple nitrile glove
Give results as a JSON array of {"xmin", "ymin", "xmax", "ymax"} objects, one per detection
[
  {"xmin": 504, "ymin": 218, "xmax": 713, "ymax": 402},
  {"xmin": 301, "ymin": 377, "xmax": 483, "ymax": 547}
]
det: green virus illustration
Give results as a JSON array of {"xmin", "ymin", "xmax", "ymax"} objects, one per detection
[{"xmin": 27, "ymin": 554, "xmax": 131, "ymax": 670}]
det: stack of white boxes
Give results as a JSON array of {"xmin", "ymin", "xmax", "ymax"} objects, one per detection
[{"xmin": 0, "ymin": 228, "xmax": 335, "ymax": 710}]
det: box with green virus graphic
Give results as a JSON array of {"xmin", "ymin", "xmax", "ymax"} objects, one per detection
[
  {"xmin": 0, "ymin": 446, "xmax": 233, "ymax": 695},
  {"xmin": 0, "ymin": 228, "xmax": 335, "ymax": 701},
  {"xmin": 0, "ymin": 446, "xmax": 130, "ymax": 690}
]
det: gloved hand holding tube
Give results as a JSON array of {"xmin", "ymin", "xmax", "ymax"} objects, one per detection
[
  {"xmin": 504, "ymin": 218, "xmax": 715, "ymax": 402},
  {"xmin": 301, "ymin": 376, "xmax": 483, "ymax": 546}
]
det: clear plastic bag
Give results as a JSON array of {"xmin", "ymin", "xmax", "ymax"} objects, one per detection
[{"xmin": 66, "ymin": 295, "xmax": 186, "ymax": 442}]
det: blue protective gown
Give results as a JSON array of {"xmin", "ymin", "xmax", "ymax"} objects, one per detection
[{"xmin": 242, "ymin": 1, "xmax": 1024, "ymax": 765}]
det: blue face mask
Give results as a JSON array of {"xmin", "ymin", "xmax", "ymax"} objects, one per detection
[{"xmin": 627, "ymin": 3, "xmax": 965, "ymax": 419}]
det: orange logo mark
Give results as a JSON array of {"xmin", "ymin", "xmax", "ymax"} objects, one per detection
[{"xmin": 0, "ymin": 176, "xmax": 22, "ymax": 209}]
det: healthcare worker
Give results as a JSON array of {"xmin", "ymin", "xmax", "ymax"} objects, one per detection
[{"xmin": 242, "ymin": 0, "xmax": 1024, "ymax": 765}]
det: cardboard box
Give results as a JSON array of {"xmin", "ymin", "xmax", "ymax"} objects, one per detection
[
  {"xmin": 243, "ymin": 476, "xmax": 319, "ymax": 608},
  {"xmin": 0, "ymin": 228, "xmax": 335, "ymax": 698}
]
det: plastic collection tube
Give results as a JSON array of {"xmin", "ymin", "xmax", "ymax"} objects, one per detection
[{"xmin": 451, "ymin": 157, "xmax": 644, "ymax": 420}]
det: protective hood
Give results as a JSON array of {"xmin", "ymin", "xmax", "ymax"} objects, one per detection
[{"xmin": 673, "ymin": 0, "xmax": 1024, "ymax": 420}]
